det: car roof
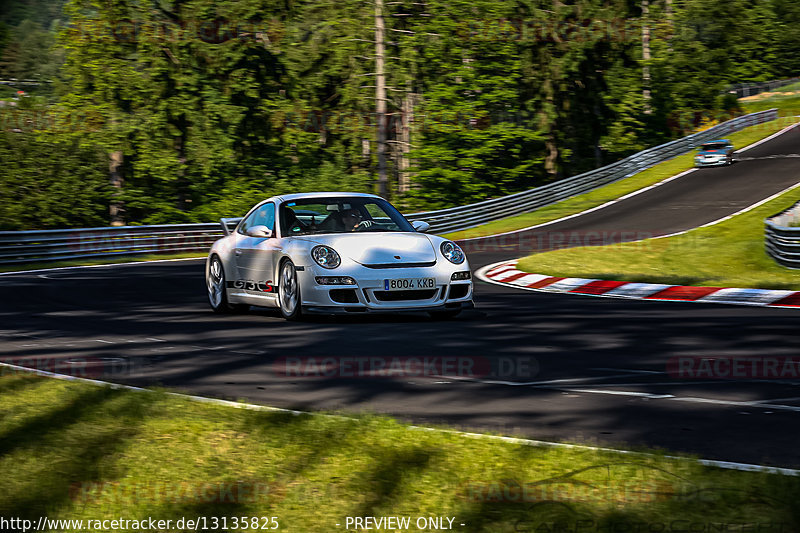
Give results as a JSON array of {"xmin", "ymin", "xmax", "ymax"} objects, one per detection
[
  {"xmin": 271, "ymin": 191, "xmax": 384, "ymax": 203},
  {"xmin": 702, "ymin": 139, "xmax": 732, "ymax": 144},
  {"xmin": 242, "ymin": 192, "xmax": 386, "ymax": 218}
]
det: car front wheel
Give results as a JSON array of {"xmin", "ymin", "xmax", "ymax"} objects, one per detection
[{"xmin": 279, "ymin": 259, "xmax": 302, "ymax": 320}]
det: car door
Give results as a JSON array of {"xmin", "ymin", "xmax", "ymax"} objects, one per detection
[{"xmin": 234, "ymin": 202, "xmax": 280, "ymax": 294}]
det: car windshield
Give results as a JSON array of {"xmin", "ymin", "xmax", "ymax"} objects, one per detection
[
  {"xmin": 279, "ymin": 197, "xmax": 415, "ymax": 236},
  {"xmin": 700, "ymin": 143, "xmax": 727, "ymax": 151}
]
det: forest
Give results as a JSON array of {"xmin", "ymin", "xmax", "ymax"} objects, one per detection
[{"xmin": 0, "ymin": 0, "xmax": 798, "ymax": 229}]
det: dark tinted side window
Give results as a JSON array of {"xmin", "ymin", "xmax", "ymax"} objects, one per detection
[{"xmin": 238, "ymin": 202, "xmax": 275, "ymax": 235}]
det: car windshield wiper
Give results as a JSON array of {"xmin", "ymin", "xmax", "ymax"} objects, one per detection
[{"xmin": 291, "ymin": 229, "xmax": 335, "ymax": 236}]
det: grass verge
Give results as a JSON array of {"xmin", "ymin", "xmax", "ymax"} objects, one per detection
[
  {"xmin": 516, "ymin": 186, "xmax": 800, "ymax": 290},
  {"xmin": 1, "ymin": 370, "xmax": 800, "ymax": 530},
  {"xmin": 443, "ymin": 115, "xmax": 798, "ymax": 241},
  {"xmin": 741, "ymin": 92, "xmax": 800, "ymax": 115}
]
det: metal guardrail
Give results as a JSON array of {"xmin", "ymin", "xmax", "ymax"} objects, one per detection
[
  {"xmin": 766, "ymin": 201, "xmax": 800, "ymax": 269},
  {"xmin": 727, "ymin": 78, "xmax": 800, "ymax": 99},
  {"xmin": 408, "ymin": 109, "xmax": 779, "ymax": 233},
  {"xmin": 0, "ymin": 108, "xmax": 780, "ymax": 265},
  {"xmin": 0, "ymin": 224, "xmax": 226, "ymax": 265}
]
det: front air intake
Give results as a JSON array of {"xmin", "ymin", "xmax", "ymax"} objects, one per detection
[
  {"xmin": 373, "ymin": 289, "xmax": 438, "ymax": 301},
  {"xmin": 330, "ymin": 289, "xmax": 359, "ymax": 303}
]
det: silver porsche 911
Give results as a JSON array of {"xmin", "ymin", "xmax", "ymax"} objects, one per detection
[{"xmin": 205, "ymin": 192, "xmax": 474, "ymax": 320}]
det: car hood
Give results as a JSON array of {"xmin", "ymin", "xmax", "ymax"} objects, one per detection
[{"xmin": 299, "ymin": 232, "xmax": 437, "ymax": 265}]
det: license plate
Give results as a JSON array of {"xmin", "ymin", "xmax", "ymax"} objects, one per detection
[{"xmin": 383, "ymin": 277, "xmax": 435, "ymax": 291}]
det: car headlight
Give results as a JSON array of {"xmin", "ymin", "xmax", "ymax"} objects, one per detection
[
  {"xmin": 440, "ymin": 241, "xmax": 465, "ymax": 264},
  {"xmin": 311, "ymin": 245, "xmax": 341, "ymax": 269}
]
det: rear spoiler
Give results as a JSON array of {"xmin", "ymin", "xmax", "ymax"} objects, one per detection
[{"xmin": 219, "ymin": 217, "xmax": 243, "ymax": 236}]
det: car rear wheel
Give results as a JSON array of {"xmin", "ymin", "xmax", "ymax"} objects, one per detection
[
  {"xmin": 279, "ymin": 259, "xmax": 302, "ymax": 320},
  {"xmin": 207, "ymin": 256, "xmax": 249, "ymax": 313}
]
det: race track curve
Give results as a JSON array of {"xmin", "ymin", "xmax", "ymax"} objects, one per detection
[{"xmin": 2, "ymin": 125, "xmax": 800, "ymax": 467}]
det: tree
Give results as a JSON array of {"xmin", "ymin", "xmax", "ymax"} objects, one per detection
[
  {"xmin": 772, "ymin": 0, "xmax": 800, "ymax": 77},
  {"xmin": 0, "ymin": 130, "xmax": 109, "ymax": 230},
  {"xmin": 59, "ymin": 0, "xmax": 290, "ymax": 224}
]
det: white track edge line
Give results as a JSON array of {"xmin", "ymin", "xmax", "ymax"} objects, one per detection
[
  {"xmin": 3, "ymin": 360, "xmax": 798, "ymax": 476},
  {"xmin": 459, "ymin": 168, "xmax": 697, "ymax": 242},
  {"xmin": 653, "ymin": 180, "xmax": 800, "ymax": 240},
  {"xmin": 735, "ymin": 120, "xmax": 800, "ymax": 153}
]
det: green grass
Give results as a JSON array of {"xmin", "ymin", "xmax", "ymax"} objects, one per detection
[
  {"xmin": 0, "ymin": 252, "xmax": 206, "ymax": 274},
  {"xmin": 443, "ymin": 115, "xmax": 798, "ymax": 241},
  {"xmin": 516, "ymin": 187, "xmax": 800, "ymax": 289},
  {"xmin": 1, "ymin": 371, "xmax": 799, "ymax": 530},
  {"xmin": 740, "ymin": 92, "xmax": 800, "ymax": 115}
]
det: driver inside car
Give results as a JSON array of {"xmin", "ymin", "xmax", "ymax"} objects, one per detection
[
  {"xmin": 317, "ymin": 207, "xmax": 373, "ymax": 232},
  {"xmin": 341, "ymin": 208, "xmax": 373, "ymax": 231}
]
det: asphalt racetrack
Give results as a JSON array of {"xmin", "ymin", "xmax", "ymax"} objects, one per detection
[{"xmin": 2, "ymin": 125, "xmax": 800, "ymax": 467}]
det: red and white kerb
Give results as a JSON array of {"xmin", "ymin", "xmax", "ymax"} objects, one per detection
[{"xmin": 479, "ymin": 261, "xmax": 800, "ymax": 308}]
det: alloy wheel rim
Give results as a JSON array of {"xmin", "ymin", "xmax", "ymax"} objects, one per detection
[
  {"xmin": 281, "ymin": 263, "xmax": 298, "ymax": 314},
  {"xmin": 208, "ymin": 259, "xmax": 224, "ymax": 308}
]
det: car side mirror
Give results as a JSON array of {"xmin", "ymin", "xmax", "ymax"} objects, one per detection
[
  {"xmin": 411, "ymin": 220, "xmax": 430, "ymax": 233},
  {"xmin": 246, "ymin": 225, "xmax": 273, "ymax": 238}
]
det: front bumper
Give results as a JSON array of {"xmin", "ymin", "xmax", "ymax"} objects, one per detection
[
  {"xmin": 297, "ymin": 262, "xmax": 474, "ymax": 313},
  {"xmin": 303, "ymin": 300, "xmax": 475, "ymax": 315},
  {"xmin": 695, "ymin": 157, "xmax": 728, "ymax": 167}
]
